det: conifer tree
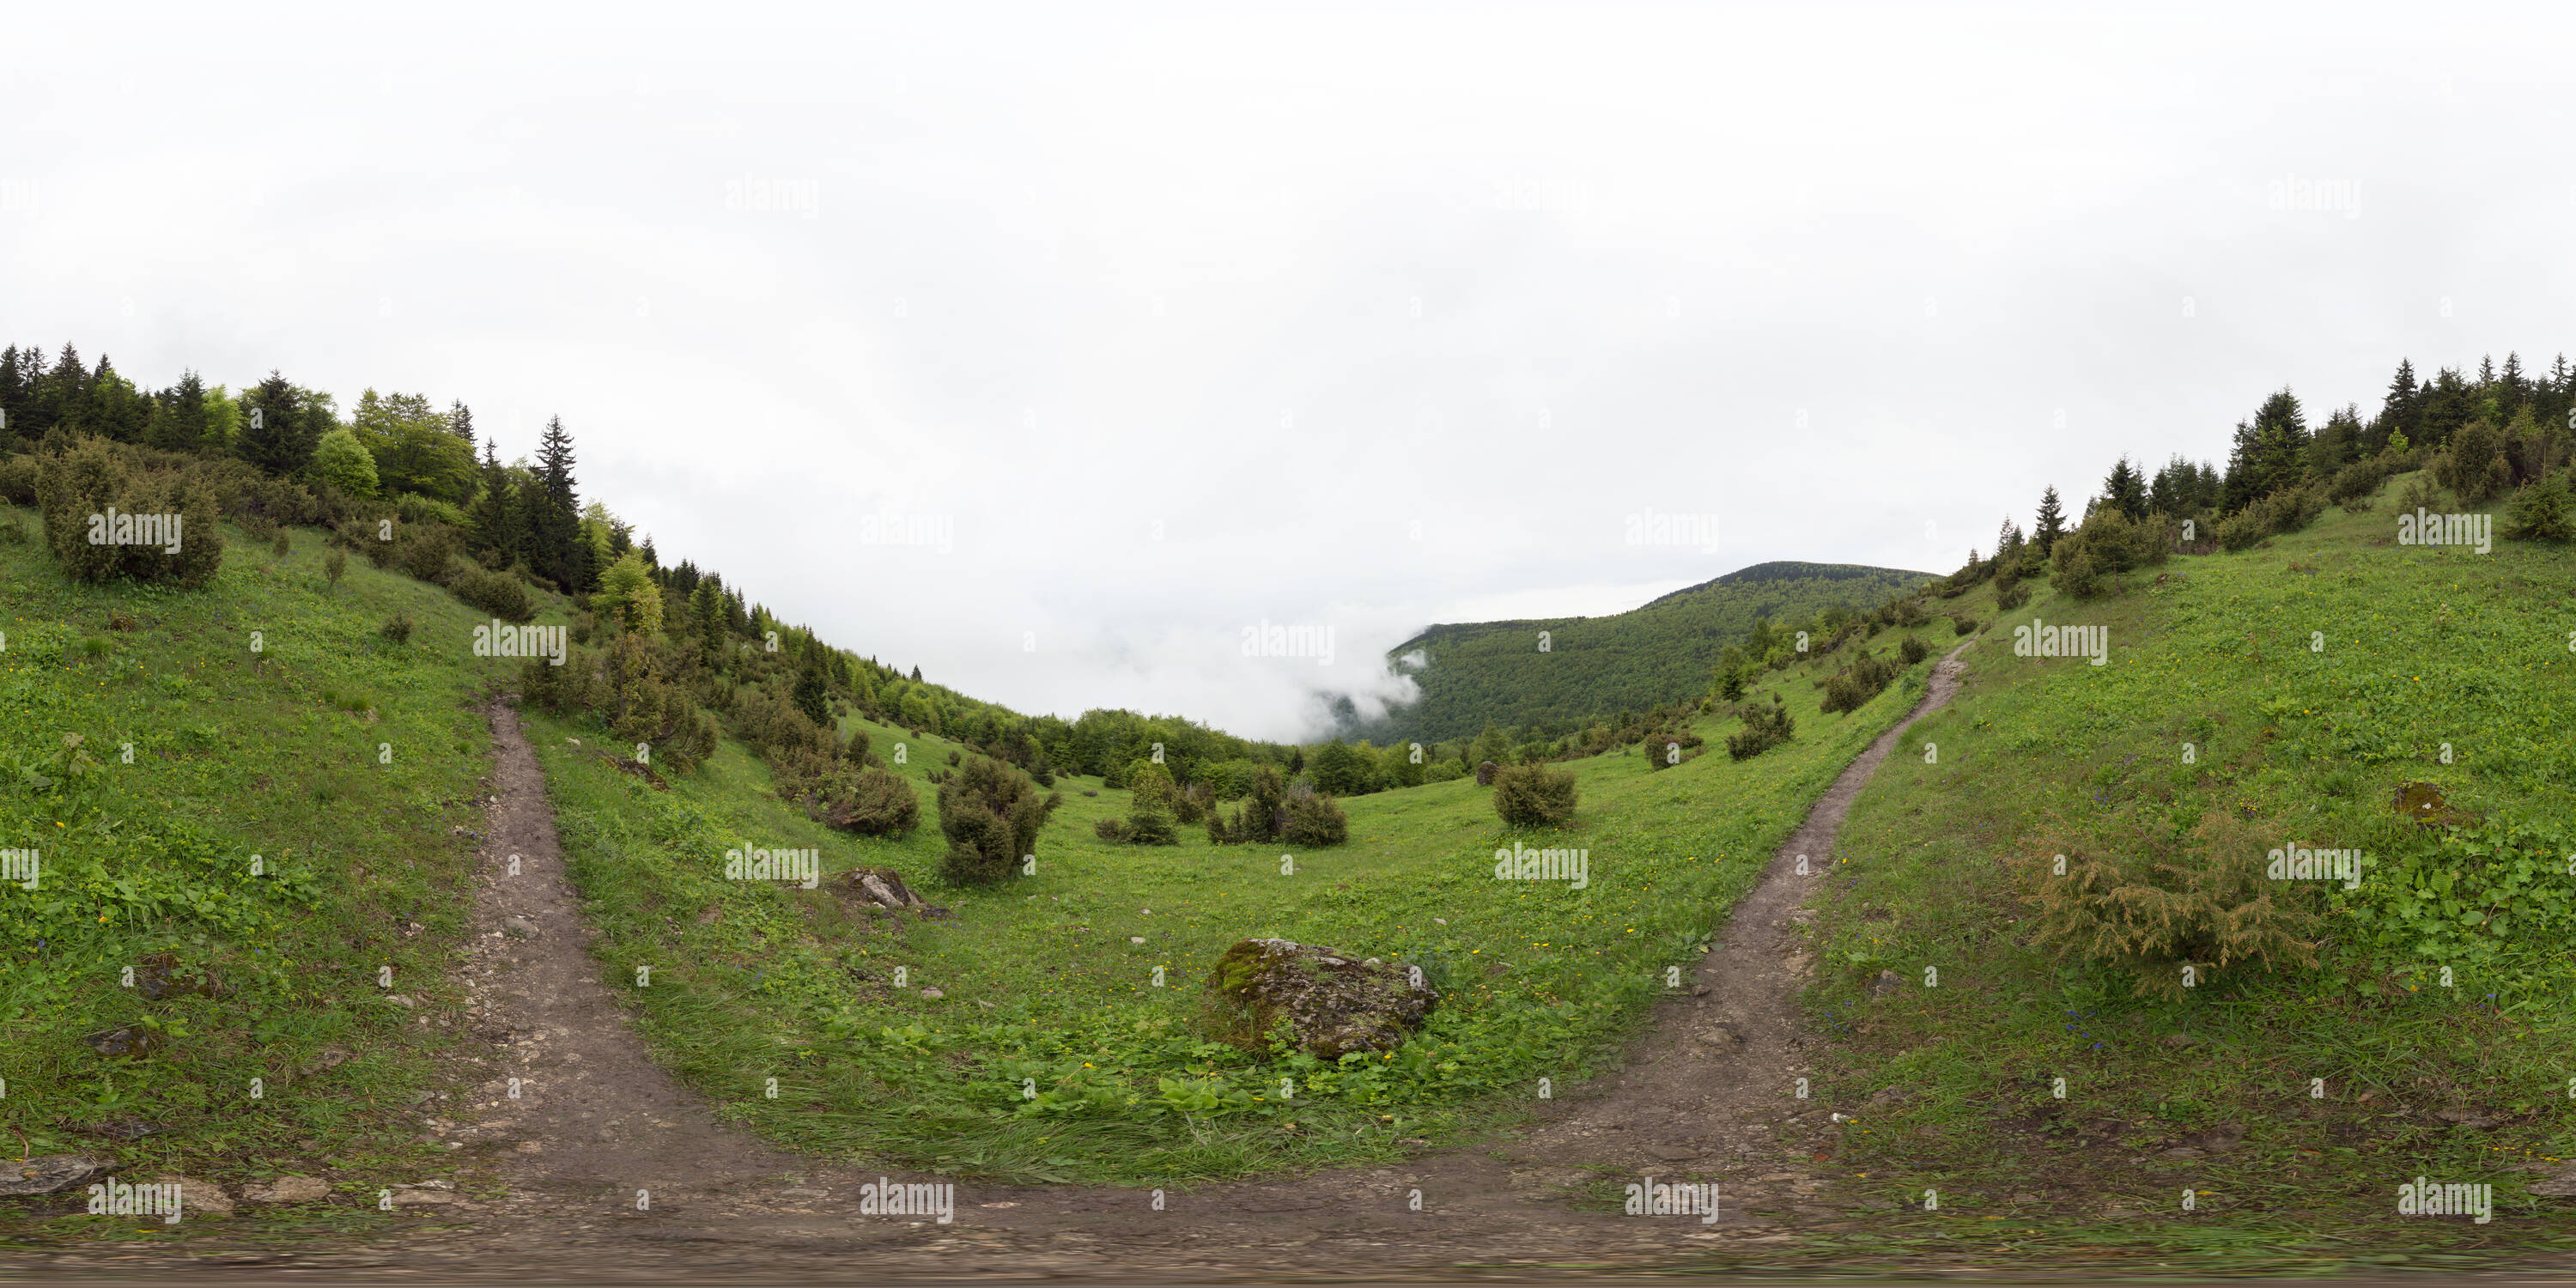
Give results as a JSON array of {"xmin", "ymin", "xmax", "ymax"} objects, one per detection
[
  {"xmin": 468, "ymin": 440, "xmax": 519, "ymax": 565},
  {"xmin": 2032, "ymin": 485, "xmax": 2067, "ymax": 553},
  {"xmin": 236, "ymin": 369, "xmax": 319, "ymax": 477},
  {"xmin": 0, "ymin": 345, "xmax": 25, "ymax": 445},
  {"xmin": 531, "ymin": 415, "xmax": 582, "ymax": 589},
  {"xmin": 448, "ymin": 399, "xmax": 475, "ymax": 448},
  {"xmin": 2100, "ymin": 455, "xmax": 2148, "ymax": 521}
]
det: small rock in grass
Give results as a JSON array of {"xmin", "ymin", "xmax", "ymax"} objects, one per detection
[
  {"xmin": 246, "ymin": 1176, "xmax": 331, "ymax": 1204},
  {"xmin": 1869, "ymin": 970, "xmax": 1903, "ymax": 998},
  {"xmin": 153, "ymin": 1175, "xmax": 235, "ymax": 1218},
  {"xmin": 0, "ymin": 1154, "xmax": 111, "ymax": 1197},
  {"xmin": 920, "ymin": 987, "xmax": 945, "ymax": 999}
]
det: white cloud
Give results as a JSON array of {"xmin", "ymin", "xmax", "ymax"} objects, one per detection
[{"xmin": 5, "ymin": 1, "xmax": 2568, "ymax": 738}]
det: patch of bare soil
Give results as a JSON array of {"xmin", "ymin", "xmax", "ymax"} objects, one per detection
[{"xmin": 5, "ymin": 665, "xmax": 1975, "ymax": 1282}]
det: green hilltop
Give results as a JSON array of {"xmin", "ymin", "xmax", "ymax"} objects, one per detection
[{"xmin": 1341, "ymin": 560, "xmax": 1935, "ymax": 745}]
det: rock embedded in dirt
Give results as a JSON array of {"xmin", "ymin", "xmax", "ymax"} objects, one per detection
[
  {"xmin": 153, "ymin": 1175, "xmax": 234, "ymax": 1218},
  {"xmin": 245, "ymin": 1176, "xmax": 331, "ymax": 1204},
  {"xmin": 832, "ymin": 866, "xmax": 951, "ymax": 917},
  {"xmin": 1202, "ymin": 938, "xmax": 1436, "ymax": 1059},
  {"xmin": 134, "ymin": 951, "xmax": 226, "ymax": 1000},
  {"xmin": 1868, "ymin": 969, "xmax": 1904, "ymax": 998},
  {"xmin": 82, "ymin": 1025, "xmax": 161, "ymax": 1058},
  {"xmin": 503, "ymin": 916, "xmax": 540, "ymax": 939},
  {"xmin": 0, "ymin": 1154, "xmax": 111, "ymax": 1197}
]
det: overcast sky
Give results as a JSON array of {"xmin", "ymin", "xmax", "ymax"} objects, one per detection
[{"xmin": 7, "ymin": 3, "xmax": 2572, "ymax": 739}]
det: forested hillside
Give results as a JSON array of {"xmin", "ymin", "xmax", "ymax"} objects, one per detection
[{"xmin": 1343, "ymin": 561, "xmax": 1933, "ymax": 744}]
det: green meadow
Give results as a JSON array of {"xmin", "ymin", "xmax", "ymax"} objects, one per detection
[
  {"xmin": 1803, "ymin": 468, "xmax": 2576, "ymax": 1239},
  {"xmin": 0, "ymin": 501, "xmax": 551, "ymax": 1194},
  {"xmin": 523, "ymin": 611, "xmax": 1965, "ymax": 1186}
]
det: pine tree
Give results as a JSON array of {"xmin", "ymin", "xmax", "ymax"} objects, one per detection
[
  {"xmin": 448, "ymin": 399, "xmax": 475, "ymax": 448},
  {"xmin": 236, "ymin": 370, "xmax": 319, "ymax": 476},
  {"xmin": 531, "ymin": 416, "xmax": 581, "ymax": 589},
  {"xmin": 910, "ymin": 665, "xmax": 923, "ymax": 683},
  {"xmin": 33, "ymin": 343, "xmax": 86, "ymax": 440},
  {"xmin": 2032, "ymin": 485, "xmax": 2068, "ymax": 553},
  {"xmin": 0, "ymin": 345, "xmax": 26, "ymax": 446},
  {"xmin": 468, "ymin": 440, "xmax": 519, "ymax": 565},
  {"xmin": 2101, "ymin": 455, "xmax": 2148, "ymax": 521}
]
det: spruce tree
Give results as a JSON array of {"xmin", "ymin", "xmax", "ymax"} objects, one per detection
[
  {"xmin": 532, "ymin": 416, "xmax": 581, "ymax": 589},
  {"xmin": 33, "ymin": 343, "xmax": 86, "ymax": 439},
  {"xmin": 2101, "ymin": 455, "xmax": 2148, "ymax": 521},
  {"xmin": 0, "ymin": 345, "xmax": 26, "ymax": 446},
  {"xmin": 468, "ymin": 440, "xmax": 519, "ymax": 565},
  {"xmin": 2032, "ymin": 485, "xmax": 2067, "ymax": 553},
  {"xmin": 236, "ymin": 370, "xmax": 319, "ymax": 477},
  {"xmin": 448, "ymin": 399, "xmax": 475, "ymax": 448}
]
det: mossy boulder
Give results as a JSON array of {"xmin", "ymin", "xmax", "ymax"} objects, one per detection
[{"xmin": 1201, "ymin": 938, "xmax": 1436, "ymax": 1060}]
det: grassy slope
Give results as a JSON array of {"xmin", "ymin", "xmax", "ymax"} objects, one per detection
[
  {"xmin": 1797, "ymin": 470, "xmax": 2576, "ymax": 1261},
  {"xmin": 526, "ymin": 609, "xmax": 1973, "ymax": 1186},
  {"xmin": 0, "ymin": 502, "xmax": 562, "ymax": 1206},
  {"xmin": 1353, "ymin": 560, "xmax": 1935, "ymax": 744}
]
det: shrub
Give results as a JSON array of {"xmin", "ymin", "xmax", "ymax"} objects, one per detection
[
  {"xmin": 1208, "ymin": 765, "xmax": 1291, "ymax": 843},
  {"xmin": 399, "ymin": 524, "xmax": 459, "ymax": 583},
  {"xmin": 1094, "ymin": 817, "xmax": 1132, "ymax": 842},
  {"xmin": 0, "ymin": 452, "xmax": 37, "ymax": 505},
  {"xmin": 1995, "ymin": 580, "xmax": 2031, "ymax": 611},
  {"xmin": 33, "ymin": 438, "xmax": 224, "ymax": 588},
  {"xmin": 2017, "ymin": 810, "xmax": 2321, "ymax": 999},
  {"xmin": 1492, "ymin": 762, "xmax": 1577, "ymax": 829},
  {"xmin": 937, "ymin": 756, "xmax": 1063, "ymax": 886},
  {"xmin": 2505, "ymin": 473, "xmax": 2575, "ymax": 544},
  {"xmin": 1127, "ymin": 805, "xmax": 1182, "ymax": 846},
  {"xmin": 450, "ymin": 563, "xmax": 535, "ymax": 623},
  {"xmin": 0, "ymin": 516, "xmax": 25, "ymax": 544},
  {"xmin": 1281, "ymin": 783, "xmax": 1349, "ymax": 846},
  {"xmin": 1899, "ymin": 635, "xmax": 1930, "ymax": 664},
  {"xmin": 325, "ymin": 546, "xmax": 347, "ymax": 590},
  {"xmin": 2050, "ymin": 508, "xmax": 2168, "ymax": 596},
  {"xmin": 2326, "ymin": 459, "xmax": 2383, "ymax": 509},
  {"xmin": 1820, "ymin": 652, "xmax": 1900, "ymax": 714},
  {"xmin": 308, "ymin": 428, "xmax": 378, "ymax": 497},
  {"xmin": 380, "ymin": 613, "xmax": 415, "ymax": 644},
  {"xmin": 1953, "ymin": 615, "xmax": 1977, "ymax": 636},
  {"xmin": 819, "ymin": 767, "xmax": 920, "ymax": 836},
  {"xmin": 1727, "ymin": 695, "xmax": 1795, "ymax": 761},
  {"xmin": 2437, "ymin": 419, "xmax": 2507, "ymax": 504}
]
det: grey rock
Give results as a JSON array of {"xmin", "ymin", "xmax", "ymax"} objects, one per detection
[{"xmin": 0, "ymin": 1154, "xmax": 111, "ymax": 1198}]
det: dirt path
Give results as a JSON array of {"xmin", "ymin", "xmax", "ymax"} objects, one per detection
[{"xmin": 9, "ymin": 659, "xmax": 1973, "ymax": 1281}]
